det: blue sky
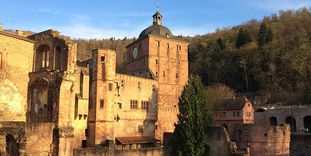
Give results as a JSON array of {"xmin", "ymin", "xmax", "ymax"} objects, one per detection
[{"xmin": 0, "ymin": 0, "xmax": 310, "ymax": 39}]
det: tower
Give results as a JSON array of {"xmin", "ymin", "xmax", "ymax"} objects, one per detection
[{"xmin": 126, "ymin": 11, "xmax": 189, "ymax": 140}]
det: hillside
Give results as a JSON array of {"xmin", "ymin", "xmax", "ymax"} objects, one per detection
[
  {"xmin": 74, "ymin": 8, "xmax": 311, "ymax": 104},
  {"xmin": 189, "ymin": 8, "xmax": 311, "ymax": 104}
]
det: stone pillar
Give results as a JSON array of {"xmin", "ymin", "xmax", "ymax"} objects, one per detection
[{"xmin": 55, "ymin": 127, "xmax": 74, "ymax": 156}]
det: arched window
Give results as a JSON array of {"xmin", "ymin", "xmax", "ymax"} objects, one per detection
[
  {"xmin": 269, "ymin": 116, "xmax": 277, "ymax": 126},
  {"xmin": 304, "ymin": 116, "xmax": 311, "ymax": 133},
  {"xmin": 35, "ymin": 44, "xmax": 50, "ymax": 71},
  {"xmin": 285, "ymin": 116, "xmax": 296, "ymax": 132},
  {"xmin": 30, "ymin": 77, "xmax": 52, "ymax": 123}
]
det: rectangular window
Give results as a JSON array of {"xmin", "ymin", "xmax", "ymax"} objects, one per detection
[
  {"xmin": 141, "ymin": 101, "xmax": 149, "ymax": 111},
  {"xmin": 109, "ymin": 83, "xmax": 113, "ymax": 91},
  {"xmin": 138, "ymin": 82, "xmax": 141, "ymax": 90},
  {"xmin": 138, "ymin": 125, "xmax": 144, "ymax": 134},
  {"xmin": 176, "ymin": 45, "xmax": 181, "ymax": 50},
  {"xmin": 121, "ymin": 80, "xmax": 124, "ymax": 88},
  {"xmin": 156, "ymin": 41, "xmax": 160, "ymax": 47},
  {"xmin": 167, "ymin": 43, "xmax": 170, "ymax": 49},
  {"xmin": 176, "ymin": 73, "xmax": 179, "ymax": 79},
  {"xmin": 155, "ymin": 59, "xmax": 158, "ymax": 64},
  {"xmin": 118, "ymin": 102, "xmax": 122, "ymax": 109},
  {"xmin": 130, "ymin": 100, "xmax": 138, "ymax": 109},
  {"xmin": 101, "ymin": 56, "xmax": 105, "ymax": 63},
  {"xmin": 233, "ymin": 112, "xmax": 235, "ymax": 117},
  {"xmin": 100, "ymin": 100, "xmax": 104, "ymax": 108},
  {"xmin": 236, "ymin": 111, "xmax": 240, "ymax": 117},
  {"xmin": 163, "ymin": 71, "xmax": 165, "ymax": 77}
]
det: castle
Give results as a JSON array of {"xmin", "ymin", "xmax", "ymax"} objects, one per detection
[{"xmin": 0, "ymin": 11, "xmax": 189, "ymax": 155}]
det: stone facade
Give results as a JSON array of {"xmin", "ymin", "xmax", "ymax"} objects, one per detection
[
  {"xmin": 0, "ymin": 30, "xmax": 34, "ymax": 155},
  {"xmin": 0, "ymin": 11, "xmax": 188, "ymax": 155},
  {"xmin": 255, "ymin": 104, "xmax": 311, "ymax": 133},
  {"xmin": 232, "ymin": 124, "xmax": 290, "ymax": 156}
]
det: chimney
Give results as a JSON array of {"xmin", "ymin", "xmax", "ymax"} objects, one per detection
[{"xmin": 0, "ymin": 23, "xmax": 3, "ymax": 31}]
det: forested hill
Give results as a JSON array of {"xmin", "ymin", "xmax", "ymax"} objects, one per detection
[
  {"xmin": 189, "ymin": 8, "xmax": 311, "ymax": 104},
  {"xmin": 74, "ymin": 8, "xmax": 311, "ymax": 104}
]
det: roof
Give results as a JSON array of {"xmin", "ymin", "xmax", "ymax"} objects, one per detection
[
  {"xmin": 0, "ymin": 30, "xmax": 34, "ymax": 43},
  {"xmin": 115, "ymin": 136, "xmax": 160, "ymax": 145},
  {"xmin": 215, "ymin": 96, "xmax": 252, "ymax": 111},
  {"xmin": 152, "ymin": 11, "xmax": 162, "ymax": 17},
  {"xmin": 139, "ymin": 24, "xmax": 173, "ymax": 39}
]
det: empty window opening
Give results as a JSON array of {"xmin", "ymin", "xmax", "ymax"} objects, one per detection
[
  {"xmin": 101, "ymin": 56, "xmax": 105, "ymax": 63},
  {"xmin": 138, "ymin": 82, "xmax": 141, "ymax": 90},
  {"xmin": 285, "ymin": 116, "xmax": 297, "ymax": 132},
  {"xmin": 109, "ymin": 83, "xmax": 113, "ymax": 91},
  {"xmin": 100, "ymin": 100, "xmax": 104, "ymax": 108},
  {"xmin": 270, "ymin": 116, "xmax": 278, "ymax": 126},
  {"xmin": 55, "ymin": 46, "xmax": 61, "ymax": 70}
]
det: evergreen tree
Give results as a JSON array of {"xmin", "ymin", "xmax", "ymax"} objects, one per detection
[
  {"xmin": 235, "ymin": 28, "xmax": 253, "ymax": 49},
  {"xmin": 258, "ymin": 22, "xmax": 273, "ymax": 46},
  {"xmin": 172, "ymin": 75, "xmax": 213, "ymax": 156}
]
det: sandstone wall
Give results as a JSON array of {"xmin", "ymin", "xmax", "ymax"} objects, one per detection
[
  {"xmin": 0, "ymin": 31, "xmax": 34, "ymax": 122},
  {"xmin": 25, "ymin": 123, "xmax": 55, "ymax": 156},
  {"xmin": 73, "ymin": 146, "xmax": 163, "ymax": 156},
  {"xmin": 233, "ymin": 124, "xmax": 290, "ymax": 156}
]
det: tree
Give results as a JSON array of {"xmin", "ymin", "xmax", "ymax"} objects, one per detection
[
  {"xmin": 172, "ymin": 75, "xmax": 213, "ymax": 156},
  {"xmin": 258, "ymin": 22, "xmax": 273, "ymax": 46},
  {"xmin": 207, "ymin": 84, "xmax": 235, "ymax": 109},
  {"xmin": 235, "ymin": 28, "xmax": 253, "ymax": 49}
]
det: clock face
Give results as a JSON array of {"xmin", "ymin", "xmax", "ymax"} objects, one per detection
[{"xmin": 133, "ymin": 47, "xmax": 138, "ymax": 59}]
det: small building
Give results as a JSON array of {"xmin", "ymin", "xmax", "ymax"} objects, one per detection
[{"xmin": 214, "ymin": 96, "xmax": 255, "ymax": 135}]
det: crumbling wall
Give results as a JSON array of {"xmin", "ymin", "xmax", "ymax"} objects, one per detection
[
  {"xmin": 233, "ymin": 124, "xmax": 290, "ymax": 156},
  {"xmin": 0, "ymin": 31, "xmax": 34, "ymax": 122},
  {"xmin": 25, "ymin": 123, "xmax": 55, "ymax": 156},
  {"xmin": 0, "ymin": 122, "xmax": 26, "ymax": 156},
  {"xmin": 73, "ymin": 146, "xmax": 163, "ymax": 156},
  {"xmin": 290, "ymin": 134, "xmax": 311, "ymax": 156}
]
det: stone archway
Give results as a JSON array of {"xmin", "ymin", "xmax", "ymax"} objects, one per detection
[
  {"xmin": 285, "ymin": 116, "xmax": 296, "ymax": 132},
  {"xmin": 6, "ymin": 134, "xmax": 19, "ymax": 156},
  {"xmin": 29, "ymin": 77, "xmax": 52, "ymax": 123},
  {"xmin": 269, "ymin": 116, "xmax": 277, "ymax": 126},
  {"xmin": 304, "ymin": 116, "xmax": 311, "ymax": 133}
]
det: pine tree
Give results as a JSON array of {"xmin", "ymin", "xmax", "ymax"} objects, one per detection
[
  {"xmin": 258, "ymin": 22, "xmax": 273, "ymax": 46},
  {"xmin": 235, "ymin": 28, "xmax": 253, "ymax": 49},
  {"xmin": 172, "ymin": 75, "xmax": 213, "ymax": 156}
]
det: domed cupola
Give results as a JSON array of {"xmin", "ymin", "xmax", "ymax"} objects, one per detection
[{"xmin": 138, "ymin": 11, "xmax": 173, "ymax": 39}]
